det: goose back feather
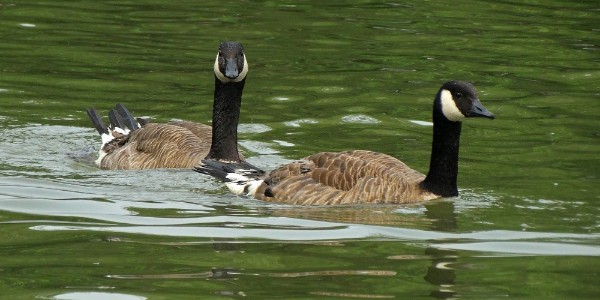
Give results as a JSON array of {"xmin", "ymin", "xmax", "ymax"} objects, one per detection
[
  {"xmin": 253, "ymin": 150, "xmax": 435, "ymax": 205},
  {"xmin": 98, "ymin": 122, "xmax": 213, "ymax": 169}
]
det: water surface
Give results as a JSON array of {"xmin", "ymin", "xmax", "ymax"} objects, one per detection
[{"xmin": 1, "ymin": 1, "xmax": 599, "ymax": 299}]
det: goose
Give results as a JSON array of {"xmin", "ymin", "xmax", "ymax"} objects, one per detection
[
  {"xmin": 195, "ymin": 81, "xmax": 495, "ymax": 205},
  {"xmin": 86, "ymin": 41, "xmax": 248, "ymax": 169}
]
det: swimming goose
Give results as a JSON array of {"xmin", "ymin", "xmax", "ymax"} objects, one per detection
[
  {"xmin": 86, "ymin": 41, "xmax": 248, "ymax": 169},
  {"xmin": 195, "ymin": 81, "xmax": 495, "ymax": 205}
]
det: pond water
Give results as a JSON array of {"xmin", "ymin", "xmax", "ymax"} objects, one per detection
[{"xmin": 1, "ymin": 0, "xmax": 599, "ymax": 299}]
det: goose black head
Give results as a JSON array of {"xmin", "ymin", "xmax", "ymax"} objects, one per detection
[
  {"xmin": 214, "ymin": 41, "xmax": 248, "ymax": 83},
  {"xmin": 437, "ymin": 81, "xmax": 495, "ymax": 122}
]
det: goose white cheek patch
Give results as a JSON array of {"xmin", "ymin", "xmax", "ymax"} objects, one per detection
[
  {"xmin": 237, "ymin": 57, "xmax": 249, "ymax": 82},
  {"xmin": 214, "ymin": 55, "xmax": 248, "ymax": 83},
  {"xmin": 440, "ymin": 89, "xmax": 466, "ymax": 122},
  {"xmin": 214, "ymin": 55, "xmax": 227, "ymax": 82}
]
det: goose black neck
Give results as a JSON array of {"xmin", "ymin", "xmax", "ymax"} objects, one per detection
[
  {"xmin": 421, "ymin": 109, "xmax": 462, "ymax": 197},
  {"xmin": 205, "ymin": 77, "xmax": 245, "ymax": 162}
]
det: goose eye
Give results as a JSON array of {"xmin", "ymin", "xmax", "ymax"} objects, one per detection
[{"xmin": 455, "ymin": 92, "xmax": 463, "ymax": 99}]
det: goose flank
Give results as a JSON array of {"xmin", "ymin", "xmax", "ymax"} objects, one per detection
[
  {"xmin": 195, "ymin": 81, "xmax": 495, "ymax": 205},
  {"xmin": 86, "ymin": 41, "xmax": 248, "ymax": 169}
]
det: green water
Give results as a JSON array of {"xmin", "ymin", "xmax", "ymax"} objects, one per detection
[{"xmin": 1, "ymin": 0, "xmax": 599, "ymax": 299}]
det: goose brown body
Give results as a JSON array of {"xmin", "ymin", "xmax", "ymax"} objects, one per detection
[
  {"xmin": 87, "ymin": 41, "xmax": 248, "ymax": 170},
  {"xmin": 196, "ymin": 81, "xmax": 495, "ymax": 205},
  {"xmin": 98, "ymin": 121, "xmax": 213, "ymax": 169},
  {"xmin": 252, "ymin": 150, "xmax": 437, "ymax": 205}
]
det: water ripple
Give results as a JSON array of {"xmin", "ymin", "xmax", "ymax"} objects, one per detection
[
  {"xmin": 340, "ymin": 114, "xmax": 381, "ymax": 124},
  {"xmin": 29, "ymin": 223, "xmax": 600, "ymax": 256}
]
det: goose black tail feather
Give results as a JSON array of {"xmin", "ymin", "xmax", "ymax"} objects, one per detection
[
  {"xmin": 115, "ymin": 103, "xmax": 139, "ymax": 131},
  {"xmin": 108, "ymin": 109, "xmax": 127, "ymax": 130},
  {"xmin": 194, "ymin": 159, "xmax": 265, "ymax": 183},
  {"xmin": 137, "ymin": 117, "xmax": 150, "ymax": 127},
  {"xmin": 86, "ymin": 108, "xmax": 109, "ymax": 135}
]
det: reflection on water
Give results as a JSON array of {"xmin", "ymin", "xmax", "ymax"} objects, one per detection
[
  {"xmin": 54, "ymin": 292, "xmax": 147, "ymax": 300},
  {"xmin": 424, "ymin": 248, "xmax": 458, "ymax": 299},
  {"xmin": 109, "ymin": 269, "xmax": 397, "ymax": 280},
  {"xmin": 1, "ymin": 0, "xmax": 599, "ymax": 298}
]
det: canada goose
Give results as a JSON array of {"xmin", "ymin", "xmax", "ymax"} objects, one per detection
[
  {"xmin": 195, "ymin": 81, "xmax": 495, "ymax": 205},
  {"xmin": 86, "ymin": 41, "xmax": 248, "ymax": 169}
]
